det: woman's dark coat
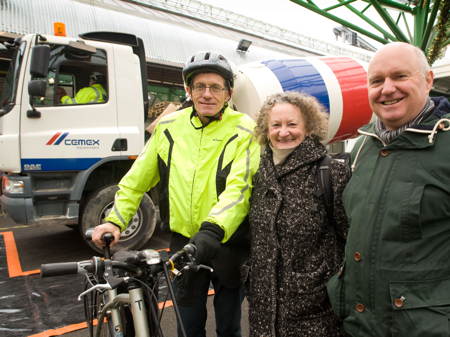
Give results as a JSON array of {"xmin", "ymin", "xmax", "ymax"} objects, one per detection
[{"xmin": 248, "ymin": 136, "xmax": 350, "ymax": 337}]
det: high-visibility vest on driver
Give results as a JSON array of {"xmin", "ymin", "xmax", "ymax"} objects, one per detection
[{"xmin": 61, "ymin": 84, "xmax": 107, "ymax": 104}]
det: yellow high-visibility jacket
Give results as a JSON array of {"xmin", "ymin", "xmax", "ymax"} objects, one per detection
[
  {"xmin": 61, "ymin": 84, "xmax": 107, "ymax": 104},
  {"xmin": 106, "ymin": 106, "xmax": 261, "ymax": 242}
]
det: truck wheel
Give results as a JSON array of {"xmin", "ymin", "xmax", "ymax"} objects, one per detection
[{"xmin": 81, "ymin": 185, "xmax": 157, "ymax": 253}]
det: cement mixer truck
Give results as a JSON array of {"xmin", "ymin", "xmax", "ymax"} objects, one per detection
[{"xmin": 0, "ymin": 31, "xmax": 372, "ymax": 251}]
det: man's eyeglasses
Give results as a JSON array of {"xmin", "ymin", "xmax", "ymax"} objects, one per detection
[{"xmin": 191, "ymin": 83, "xmax": 227, "ymax": 95}]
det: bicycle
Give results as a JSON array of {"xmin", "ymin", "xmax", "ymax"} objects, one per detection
[{"xmin": 40, "ymin": 232, "xmax": 212, "ymax": 337}]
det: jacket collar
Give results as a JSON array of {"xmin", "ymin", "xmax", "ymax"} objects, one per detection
[
  {"xmin": 260, "ymin": 136, "xmax": 326, "ymax": 180},
  {"xmin": 189, "ymin": 105, "xmax": 230, "ymax": 129},
  {"xmin": 357, "ymin": 96, "xmax": 450, "ymax": 149}
]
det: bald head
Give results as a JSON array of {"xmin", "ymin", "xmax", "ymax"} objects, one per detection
[
  {"xmin": 370, "ymin": 42, "xmax": 430, "ymax": 76},
  {"xmin": 367, "ymin": 42, "xmax": 434, "ymax": 130}
]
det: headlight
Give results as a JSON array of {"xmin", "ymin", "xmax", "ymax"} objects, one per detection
[{"xmin": 2, "ymin": 176, "xmax": 25, "ymax": 194}]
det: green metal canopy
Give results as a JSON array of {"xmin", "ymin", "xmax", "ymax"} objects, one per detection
[{"xmin": 290, "ymin": 0, "xmax": 450, "ymax": 65}]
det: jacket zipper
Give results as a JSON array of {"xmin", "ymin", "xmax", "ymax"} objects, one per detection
[{"xmin": 190, "ymin": 128, "xmax": 203, "ymax": 228}]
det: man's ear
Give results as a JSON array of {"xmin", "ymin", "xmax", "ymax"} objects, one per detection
[
  {"xmin": 226, "ymin": 89, "xmax": 233, "ymax": 101},
  {"xmin": 425, "ymin": 70, "xmax": 434, "ymax": 91}
]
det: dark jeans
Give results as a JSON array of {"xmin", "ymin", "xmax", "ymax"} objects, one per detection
[{"xmin": 174, "ymin": 269, "xmax": 244, "ymax": 337}]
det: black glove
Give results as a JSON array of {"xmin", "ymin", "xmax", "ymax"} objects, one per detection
[{"xmin": 190, "ymin": 222, "xmax": 224, "ymax": 264}]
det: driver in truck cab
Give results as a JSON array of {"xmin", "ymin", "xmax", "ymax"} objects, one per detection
[
  {"xmin": 61, "ymin": 72, "xmax": 107, "ymax": 104},
  {"xmin": 92, "ymin": 51, "xmax": 261, "ymax": 337}
]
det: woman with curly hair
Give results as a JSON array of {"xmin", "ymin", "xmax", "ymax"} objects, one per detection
[{"xmin": 248, "ymin": 91, "xmax": 350, "ymax": 337}]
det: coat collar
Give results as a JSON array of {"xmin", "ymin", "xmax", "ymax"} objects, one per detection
[
  {"xmin": 260, "ymin": 136, "xmax": 326, "ymax": 181},
  {"xmin": 357, "ymin": 97, "xmax": 450, "ymax": 150},
  {"xmin": 188, "ymin": 105, "xmax": 232, "ymax": 129}
]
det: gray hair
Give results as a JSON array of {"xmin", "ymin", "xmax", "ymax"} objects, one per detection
[{"xmin": 412, "ymin": 44, "xmax": 431, "ymax": 75}]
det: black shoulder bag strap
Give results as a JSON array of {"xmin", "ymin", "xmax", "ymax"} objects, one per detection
[{"xmin": 318, "ymin": 155, "xmax": 334, "ymax": 225}]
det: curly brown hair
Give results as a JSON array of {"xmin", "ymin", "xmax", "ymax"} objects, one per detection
[{"xmin": 254, "ymin": 91, "xmax": 329, "ymax": 146}]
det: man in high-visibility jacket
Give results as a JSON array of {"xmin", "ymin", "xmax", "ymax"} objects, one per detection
[
  {"xmin": 92, "ymin": 52, "xmax": 260, "ymax": 337},
  {"xmin": 61, "ymin": 72, "xmax": 107, "ymax": 104}
]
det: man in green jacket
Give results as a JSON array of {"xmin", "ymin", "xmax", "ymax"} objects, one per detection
[
  {"xmin": 92, "ymin": 52, "xmax": 260, "ymax": 337},
  {"xmin": 327, "ymin": 42, "xmax": 450, "ymax": 336},
  {"xmin": 61, "ymin": 72, "xmax": 107, "ymax": 104}
]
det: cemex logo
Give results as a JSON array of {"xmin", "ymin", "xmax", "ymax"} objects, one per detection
[{"xmin": 46, "ymin": 132, "xmax": 100, "ymax": 146}]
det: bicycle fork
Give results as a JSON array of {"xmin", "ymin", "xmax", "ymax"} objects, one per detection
[
  {"xmin": 105, "ymin": 289, "xmax": 124, "ymax": 336},
  {"xmin": 105, "ymin": 287, "xmax": 150, "ymax": 337}
]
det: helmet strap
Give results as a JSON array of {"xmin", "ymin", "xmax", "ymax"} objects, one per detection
[{"xmin": 190, "ymin": 103, "xmax": 227, "ymax": 129}]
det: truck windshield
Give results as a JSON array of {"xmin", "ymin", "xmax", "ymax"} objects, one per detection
[{"xmin": 0, "ymin": 40, "xmax": 26, "ymax": 116}]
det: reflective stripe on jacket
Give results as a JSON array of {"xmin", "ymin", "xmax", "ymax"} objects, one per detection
[{"xmin": 105, "ymin": 106, "xmax": 261, "ymax": 242}]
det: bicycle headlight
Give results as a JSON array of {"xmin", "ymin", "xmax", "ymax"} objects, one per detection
[{"xmin": 140, "ymin": 249, "xmax": 161, "ymax": 265}]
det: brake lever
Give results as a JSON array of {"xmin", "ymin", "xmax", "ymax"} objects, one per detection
[
  {"xmin": 181, "ymin": 263, "xmax": 213, "ymax": 273},
  {"xmin": 78, "ymin": 283, "xmax": 112, "ymax": 301},
  {"xmin": 77, "ymin": 275, "xmax": 130, "ymax": 300},
  {"xmin": 192, "ymin": 264, "xmax": 214, "ymax": 273}
]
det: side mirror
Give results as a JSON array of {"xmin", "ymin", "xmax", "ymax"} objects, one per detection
[
  {"xmin": 30, "ymin": 45, "xmax": 50, "ymax": 77},
  {"xmin": 28, "ymin": 79, "xmax": 47, "ymax": 97}
]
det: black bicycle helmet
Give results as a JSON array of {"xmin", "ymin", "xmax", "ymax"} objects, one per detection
[{"xmin": 182, "ymin": 52, "xmax": 234, "ymax": 89}]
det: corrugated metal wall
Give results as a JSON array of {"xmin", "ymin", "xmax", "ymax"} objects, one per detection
[{"xmin": 0, "ymin": 0, "xmax": 321, "ymax": 67}]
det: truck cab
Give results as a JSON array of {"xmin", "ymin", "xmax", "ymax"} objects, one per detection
[{"xmin": 0, "ymin": 31, "xmax": 157, "ymax": 252}]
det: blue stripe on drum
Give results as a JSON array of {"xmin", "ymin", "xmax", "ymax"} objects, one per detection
[{"xmin": 261, "ymin": 59, "xmax": 330, "ymax": 112}]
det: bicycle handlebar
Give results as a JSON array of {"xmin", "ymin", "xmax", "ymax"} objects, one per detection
[
  {"xmin": 168, "ymin": 243, "xmax": 196, "ymax": 265},
  {"xmin": 40, "ymin": 262, "xmax": 81, "ymax": 277},
  {"xmin": 41, "ymin": 259, "xmax": 100, "ymax": 278},
  {"xmin": 84, "ymin": 228, "xmax": 114, "ymax": 243},
  {"xmin": 40, "ymin": 243, "xmax": 200, "ymax": 279},
  {"xmin": 41, "ymin": 241, "xmax": 207, "ymax": 337}
]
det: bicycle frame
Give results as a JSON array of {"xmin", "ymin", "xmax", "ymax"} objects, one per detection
[
  {"xmin": 87, "ymin": 251, "xmax": 174, "ymax": 337},
  {"xmin": 101, "ymin": 287, "xmax": 150, "ymax": 337},
  {"xmin": 40, "ymin": 237, "xmax": 206, "ymax": 337}
]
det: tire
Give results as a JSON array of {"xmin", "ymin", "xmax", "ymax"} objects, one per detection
[{"xmin": 80, "ymin": 185, "xmax": 157, "ymax": 253}]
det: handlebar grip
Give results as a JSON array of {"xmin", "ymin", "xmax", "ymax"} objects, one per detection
[
  {"xmin": 102, "ymin": 233, "xmax": 114, "ymax": 246},
  {"xmin": 169, "ymin": 243, "xmax": 197, "ymax": 264},
  {"xmin": 40, "ymin": 262, "xmax": 79, "ymax": 277},
  {"xmin": 85, "ymin": 229, "xmax": 114, "ymax": 244},
  {"xmin": 85, "ymin": 229, "xmax": 94, "ymax": 240}
]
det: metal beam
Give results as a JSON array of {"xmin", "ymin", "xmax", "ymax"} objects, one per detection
[
  {"xmin": 421, "ymin": 0, "xmax": 441, "ymax": 50},
  {"xmin": 338, "ymin": 0, "xmax": 397, "ymax": 41},
  {"xmin": 324, "ymin": 0, "xmax": 358, "ymax": 11},
  {"xmin": 371, "ymin": 0, "xmax": 413, "ymax": 12},
  {"xmin": 290, "ymin": 0, "xmax": 389, "ymax": 43},
  {"xmin": 289, "ymin": 0, "xmax": 449, "ymax": 64},
  {"xmin": 370, "ymin": 0, "xmax": 409, "ymax": 42}
]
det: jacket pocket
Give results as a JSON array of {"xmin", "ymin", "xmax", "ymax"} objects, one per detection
[
  {"xmin": 282, "ymin": 271, "xmax": 330, "ymax": 319},
  {"xmin": 389, "ymin": 277, "xmax": 450, "ymax": 337},
  {"xmin": 326, "ymin": 261, "xmax": 346, "ymax": 319},
  {"xmin": 398, "ymin": 183, "xmax": 424, "ymax": 242}
]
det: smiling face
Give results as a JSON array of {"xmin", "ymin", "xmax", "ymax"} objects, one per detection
[
  {"xmin": 367, "ymin": 43, "xmax": 433, "ymax": 130},
  {"xmin": 268, "ymin": 102, "xmax": 308, "ymax": 149},
  {"xmin": 186, "ymin": 72, "xmax": 231, "ymax": 124}
]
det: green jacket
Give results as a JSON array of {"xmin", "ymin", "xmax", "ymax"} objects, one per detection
[
  {"xmin": 106, "ymin": 106, "xmax": 260, "ymax": 242},
  {"xmin": 61, "ymin": 84, "xmax": 107, "ymax": 104},
  {"xmin": 327, "ymin": 97, "xmax": 450, "ymax": 337}
]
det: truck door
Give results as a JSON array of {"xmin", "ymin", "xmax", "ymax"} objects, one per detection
[{"xmin": 20, "ymin": 41, "xmax": 119, "ymax": 173}]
